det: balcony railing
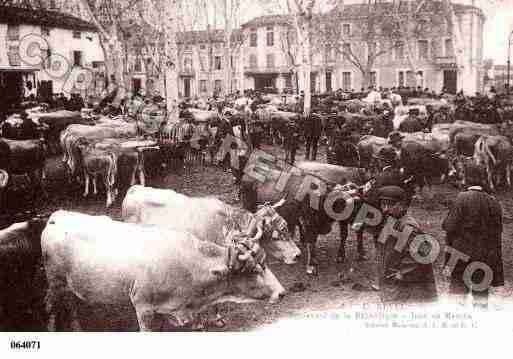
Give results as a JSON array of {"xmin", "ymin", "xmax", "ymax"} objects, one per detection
[{"xmin": 435, "ymin": 56, "xmax": 458, "ymax": 68}]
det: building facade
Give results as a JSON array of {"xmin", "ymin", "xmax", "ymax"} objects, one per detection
[
  {"xmin": 0, "ymin": 5, "xmax": 104, "ymax": 109},
  {"xmin": 239, "ymin": 2, "xmax": 485, "ymax": 95},
  {"xmin": 161, "ymin": 1, "xmax": 485, "ymax": 99}
]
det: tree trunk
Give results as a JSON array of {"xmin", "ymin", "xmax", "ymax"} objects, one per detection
[{"xmin": 162, "ymin": 0, "xmax": 179, "ymax": 119}]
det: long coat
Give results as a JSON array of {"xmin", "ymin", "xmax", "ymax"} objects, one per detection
[
  {"xmin": 442, "ymin": 187, "xmax": 504, "ymax": 287},
  {"xmin": 377, "ymin": 214, "xmax": 438, "ymax": 304}
]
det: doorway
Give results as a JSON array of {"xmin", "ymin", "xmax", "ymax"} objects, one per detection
[
  {"xmin": 183, "ymin": 78, "xmax": 191, "ymax": 98},
  {"xmin": 326, "ymin": 71, "xmax": 332, "ymax": 92},
  {"xmin": 132, "ymin": 78, "xmax": 142, "ymax": 95},
  {"xmin": 443, "ymin": 70, "xmax": 457, "ymax": 94},
  {"xmin": 254, "ymin": 75, "xmax": 276, "ymax": 90}
]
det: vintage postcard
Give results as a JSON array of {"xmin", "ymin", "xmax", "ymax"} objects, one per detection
[{"xmin": 0, "ymin": 0, "xmax": 511, "ymax": 357}]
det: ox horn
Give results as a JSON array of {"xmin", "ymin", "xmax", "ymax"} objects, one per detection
[{"xmin": 272, "ymin": 197, "xmax": 286, "ymax": 209}]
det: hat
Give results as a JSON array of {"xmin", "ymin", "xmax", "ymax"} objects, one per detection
[
  {"xmin": 373, "ymin": 146, "xmax": 398, "ymax": 162},
  {"xmin": 388, "ymin": 131, "xmax": 404, "ymax": 144},
  {"xmin": 378, "ymin": 186, "xmax": 407, "ymax": 203}
]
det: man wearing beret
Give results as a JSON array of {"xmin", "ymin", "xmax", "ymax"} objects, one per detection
[
  {"xmin": 442, "ymin": 163, "xmax": 504, "ymax": 309},
  {"xmin": 375, "ymin": 186, "xmax": 438, "ymax": 304},
  {"xmin": 353, "ymin": 146, "xmax": 414, "ymax": 261}
]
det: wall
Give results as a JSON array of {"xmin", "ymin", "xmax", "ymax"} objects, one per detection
[{"xmin": 0, "ymin": 22, "xmax": 104, "ymax": 97}]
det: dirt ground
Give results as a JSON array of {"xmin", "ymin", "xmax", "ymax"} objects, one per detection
[{"xmin": 13, "ymin": 143, "xmax": 513, "ymax": 332}]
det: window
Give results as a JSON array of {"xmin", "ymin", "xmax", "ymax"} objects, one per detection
[
  {"xmin": 342, "ymin": 24, "xmax": 351, "ymax": 36},
  {"xmin": 342, "ymin": 43, "xmax": 351, "ymax": 62},
  {"xmin": 73, "ymin": 51, "xmax": 82, "ymax": 67},
  {"xmin": 285, "ymin": 75, "xmax": 292, "ymax": 88},
  {"xmin": 7, "ymin": 45, "xmax": 20, "ymax": 66},
  {"xmin": 416, "ymin": 71, "xmax": 424, "ymax": 88},
  {"xmin": 445, "ymin": 38, "xmax": 454, "ymax": 57},
  {"xmin": 200, "ymin": 44, "xmax": 206, "ymax": 50},
  {"xmin": 200, "ymin": 80, "xmax": 207, "ymax": 93},
  {"xmin": 73, "ymin": 30, "xmax": 81, "ymax": 39},
  {"xmin": 249, "ymin": 54, "xmax": 257, "ymax": 68},
  {"xmin": 369, "ymin": 71, "xmax": 377, "ymax": 88},
  {"xmin": 326, "ymin": 71, "xmax": 332, "ymax": 92},
  {"xmin": 406, "ymin": 71, "xmax": 416, "ymax": 87},
  {"xmin": 266, "ymin": 54, "xmax": 275, "ymax": 68},
  {"xmin": 250, "ymin": 29, "xmax": 257, "ymax": 47},
  {"xmin": 266, "ymin": 26, "xmax": 274, "ymax": 46},
  {"xmin": 368, "ymin": 42, "xmax": 377, "ymax": 58},
  {"xmin": 183, "ymin": 56, "xmax": 193, "ymax": 71},
  {"xmin": 231, "ymin": 56, "xmax": 235, "ymax": 69},
  {"xmin": 7, "ymin": 25, "xmax": 19, "ymax": 41},
  {"xmin": 214, "ymin": 56, "xmax": 222, "ymax": 70},
  {"xmin": 134, "ymin": 57, "xmax": 143, "ymax": 72},
  {"xmin": 342, "ymin": 72, "xmax": 351, "ymax": 90},
  {"xmin": 398, "ymin": 71, "xmax": 405, "ymax": 87},
  {"xmin": 41, "ymin": 26, "xmax": 50, "ymax": 37},
  {"xmin": 214, "ymin": 79, "xmax": 222, "ymax": 92},
  {"xmin": 325, "ymin": 44, "xmax": 334, "ymax": 62},
  {"xmin": 395, "ymin": 42, "xmax": 404, "ymax": 60},
  {"xmin": 232, "ymin": 79, "xmax": 238, "ymax": 91},
  {"xmin": 418, "ymin": 40, "xmax": 428, "ymax": 60}
]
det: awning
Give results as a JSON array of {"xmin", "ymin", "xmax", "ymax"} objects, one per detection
[{"xmin": 0, "ymin": 66, "xmax": 40, "ymax": 73}]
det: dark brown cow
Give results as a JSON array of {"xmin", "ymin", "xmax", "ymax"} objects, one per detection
[
  {"xmin": 0, "ymin": 139, "xmax": 47, "ymax": 200},
  {"xmin": 241, "ymin": 160, "xmax": 370, "ymax": 274},
  {"xmin": 0, "ymin": 216, "xmax": 48, "ymax": 330}
]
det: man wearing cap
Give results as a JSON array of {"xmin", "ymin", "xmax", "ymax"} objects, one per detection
[
  {"xmin": 354, "ymin": 146, "xmax": 413, "ymax": 261},
  {"xmin": 442, "ymin": 163, "xmax": 504, "ymax": 309},
  {"xmin": 398, "ymin": 109, "xmax": 424, "ymax": 133},
  {"xmin": 375, "ymin": 185, "xmax": 438, "ymax": 304},
  {"xmin": 388, "ymin": 131, "xmax": 404, "ymax": 158}
]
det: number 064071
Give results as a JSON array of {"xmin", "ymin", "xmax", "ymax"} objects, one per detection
[{"xmin": 10, "ymin": 341, "xmax": 40, "ymax": 350}]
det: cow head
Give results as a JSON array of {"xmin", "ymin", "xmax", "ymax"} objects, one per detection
[
  {"xmin": 249, "ymin": 200, "xmax": 301, "ymax": 265},
  {"xmin": 211, "ymin": 237, "xmax": 285, "ymax": 304}
]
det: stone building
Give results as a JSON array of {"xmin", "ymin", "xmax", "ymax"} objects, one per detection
[
  {"xmin": 0, "ymin": 5, "xmax": 104, "ymax": 109},
  {"xmin": 240, "ymin": 1, "xmax": 485, "ymax": 95}
]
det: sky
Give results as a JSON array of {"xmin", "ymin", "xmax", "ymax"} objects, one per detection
[{"xmin": 240, "ymin": 0, "xmax": 513, "ymax": 64}]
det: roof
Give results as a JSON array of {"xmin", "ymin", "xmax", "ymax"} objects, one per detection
[
  {"xmin": 0, "ymin": 6, "xmax": 97, "ymax": 32},
  {"xmin": 241, "ymin": 1, "xmax": 485, "ymax": 28},
  {"xmin": 241, "ymin": 14, "xmax": 291, "ymax": 28},
  {"xmin": 176, "ymin": 29, "xmax": 243, "ymax": 44}
]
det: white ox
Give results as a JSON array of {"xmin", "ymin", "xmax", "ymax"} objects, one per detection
[
  {"xmin": 121, "ymin": 185, "xmax": 301, "ymax": 264},
  {"xmin": 42, "ymin": 210, "xmax": 285, "ymax": 331}
]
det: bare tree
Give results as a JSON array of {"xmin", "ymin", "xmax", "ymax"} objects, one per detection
[{"xmin": 137, "ymin": 0, "xmax": 180, "ymax": 117}]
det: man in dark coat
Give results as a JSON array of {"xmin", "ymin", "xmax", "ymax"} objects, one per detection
[
  {"xmin": 303, "ymin": 113, "xmax": 323, "ymax": 160},
  {"xmin": 284, "ymin": 122, "xmax": 300, "ymax": 165},
  {"xmin": 442, "ymin": 163, "xmax": 504, "ymax": 309},
  {"xmin": 328, "ymin": 129, "xmax": 359, "ymax": 167},
  {"xmin": 375, "ymin": 186, "xmax": 438, "ymax": 304},
  {"xmin": 398, "ymin": 109, "xmax": 424, "ymax": 133}
]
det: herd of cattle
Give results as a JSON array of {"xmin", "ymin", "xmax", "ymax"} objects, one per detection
[{"xmin": 1, "ymin": 92, "xmax": 513, "ymax": 330}]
